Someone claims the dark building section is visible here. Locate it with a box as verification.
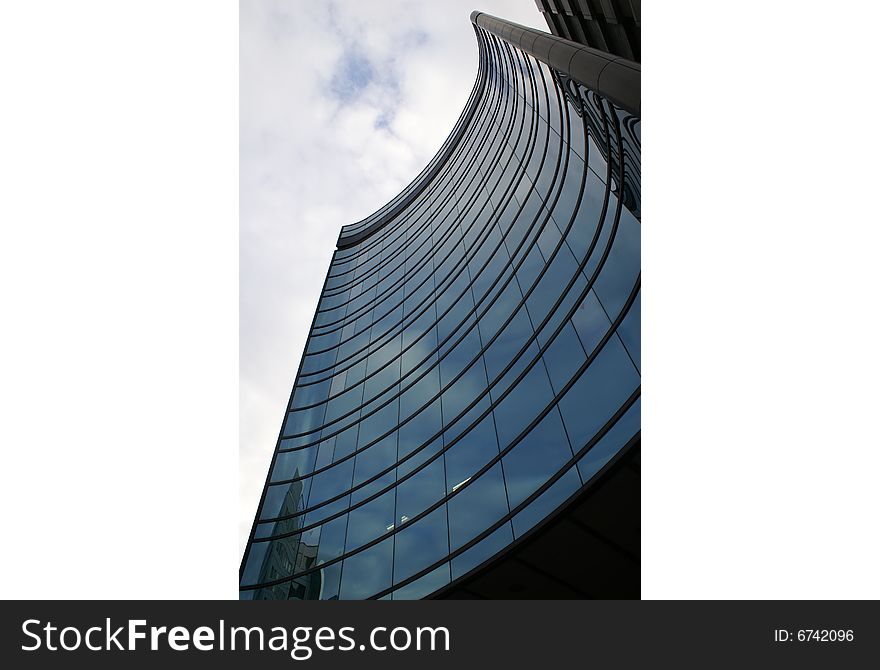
[432,441,639,599]
[240,12,640,600]
[534,0,640,61]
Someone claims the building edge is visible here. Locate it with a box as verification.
[336,11,640,251]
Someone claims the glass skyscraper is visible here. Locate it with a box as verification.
[240,11,640,600]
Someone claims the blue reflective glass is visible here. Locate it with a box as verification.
[482,296,532,381]
[616,292,640,372]
[350,470,394,506]
[291,381,330,407]
[492,357,554,449]
[313,438,335,470]
[515,243,546,293]
[447,463,509,552]
[395,456,445,519]
[440,358,488,422]
[283,403,326,438]
[536,217,563,261]
[253,513,304,539]
[451,522,513,580]
[344,489,395,551]
[399,364,440,420]
[502,406,573,510]
[511,467,580,538]
[525,241,578,327]
[315,514,348,565]
[396,435,443,479]
[306,457,354,508]
[393,506,450,584]
[331,425,358,460]
[491,339,540,400]
[325,383,363,424]
[541,321,587,394]
[444,411,500,489]
[438,327,482,385]
[578,398,640,483]
[356,399,397,447]
[558,336,639,451]
[392,564,451,600]
[593,208,640,319]
[243,535,303,592]
[317,561,343,600]
[571,289,612,356]
[565,169,606,260]
[352,434,396,486]
[338,537,393,600]
[260,480,309,521]
[241,542,270,586]
[397,398,442,461]
[552,153,586,228]
[271,447,318,482]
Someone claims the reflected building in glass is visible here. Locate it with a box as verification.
[241,10,640,600]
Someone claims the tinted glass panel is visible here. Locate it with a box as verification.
[447,463,509,552]
[338,537,393,600]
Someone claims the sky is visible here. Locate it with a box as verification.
[240,0,547,556]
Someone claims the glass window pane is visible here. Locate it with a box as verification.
[447,463,509,552]
[259,480,309,521]
[571,289,612,356]
[253,513,305,539]
[397,399,442,462]
[578,398,640,483]
[444,412,500,490]
[316,515,348,565]
[344,489,395,552]
[352,434,397,487]
[317,561,343,600]
[395,456,446,520]
[306,457,354,509]
[593,208,640,320]
[492,359,554,449]
[338,537,393,600]
[511,467,580,538]
[392,564,451,600]
[525,242,578,327]
[393,506,450,585]
[291,380,331,410]
[325,383,364,424]
[271,447,318,482]
[482,307,532,382]
[450,522,513,580]
[350,470,395,506]
[616,292,640,372]
[440,360,487,423]
[399,364,440,421]
[241,541,270,586]
[313,437,336,470]
[502,406,573,510]
[558,336,639,452]
[566,169,606,261]
[243,534,300,587]
[283,404,326,438]
[357,399,398,447]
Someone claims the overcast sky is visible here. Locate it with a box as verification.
[240,1,547,555]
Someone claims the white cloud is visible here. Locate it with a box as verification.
[240,0,548,558]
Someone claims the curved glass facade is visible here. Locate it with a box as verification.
[240,16,641,600]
